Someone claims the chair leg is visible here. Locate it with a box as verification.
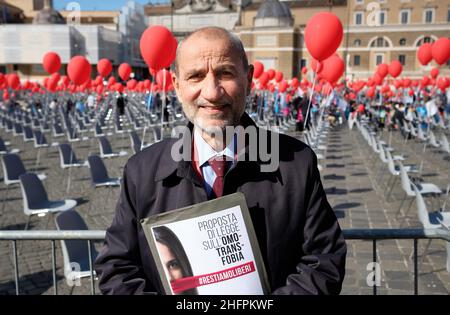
[384,175,393,193]
[404,197,415,218]
[24,215,32,230]
[396,194,407,218]
[421,239,433,263]
[102,186,111,213]
[2,184,10,212]
[386,177,398,201]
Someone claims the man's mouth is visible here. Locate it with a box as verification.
[199,104,230,112]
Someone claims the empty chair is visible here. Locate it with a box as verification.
[87,155,121,187]
[22,126,34,142]
[1,153,46,186]
[13,123,23,136]
[412,183,450,272]
[440,134,450,154]
[396,161,442,219]
[33,130,50,148]
[98,136,127,158]
[428,130,441,148]
[58,144,86,169]
[55,209,98,288]
[19,173,76,229]
[0,137,19,154]
[52,123,65,138]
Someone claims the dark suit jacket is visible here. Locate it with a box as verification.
[94,113,347,295]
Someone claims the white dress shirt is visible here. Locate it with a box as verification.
[194,127,236,197]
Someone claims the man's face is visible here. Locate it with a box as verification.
[173,35,253,134]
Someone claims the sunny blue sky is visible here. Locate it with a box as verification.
[54,0,169,11]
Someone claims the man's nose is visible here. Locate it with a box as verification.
[201,73,223,102]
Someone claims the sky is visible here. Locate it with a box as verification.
[54,0,168,11]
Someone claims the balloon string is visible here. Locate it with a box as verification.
[303,62,319,129]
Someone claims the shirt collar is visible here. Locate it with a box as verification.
[194,127,236,167]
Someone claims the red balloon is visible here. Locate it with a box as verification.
[366,87,375,98]
[118,63,132,81]
[430,67,439,79]
[156,69,173,91]
[114,83,124,93]
[7,73,20,90]
[310,59,323,73]
[417,43,433,66]
[126,79,138,90]
[275,71,283,83]
[388,60,402,78]
[107,76,116,85]
[291,78,299,89]
[421,75,430,86]
[42,52,61,74]
[320,54,344,84]
[304,12,343,61]
[301,66,307,75]
[373,73,383,86]
[140,25,177,70]
[408,89,414,96]
[267,69,276,80]
[259,72,269,86]
[431,37,450,65]
[278,80,288,93]
[0,73,4,85]
[253,61,264,79]
[97,59,112,77]
[67,56,91,85]
[376,63,388,78]
[437,77,449,91]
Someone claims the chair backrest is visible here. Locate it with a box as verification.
[98,136,113,155]
[59,144,78,167]
[55,209,98,279]
[53,123,64,136]
[429,130,438,146]
[34,130,48,146]
[379,145,388,163]
[94,123,103,136]
[399,161,414,196]
[67,126,78,140]
[412,182,432,229]
[19,173,49,214]
[129,131,141,154]
[2,153,26,184]
[0,137,7,153]
[153,127,162,142]
[87,155,109,184]
[441,134,450,153]
[13,123,23,135]
[385,150,397,175]
[23,126,33,140]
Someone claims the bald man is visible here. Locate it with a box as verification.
[95,27,346,295]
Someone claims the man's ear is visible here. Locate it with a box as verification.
[246,64,254,96]
[172,72,181,99]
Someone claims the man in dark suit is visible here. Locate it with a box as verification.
[95,27,346,295]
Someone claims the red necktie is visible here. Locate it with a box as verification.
[208,155,227,198]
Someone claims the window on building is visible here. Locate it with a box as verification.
[447,7,450,22]
[355,0,363,4]
[353,55,361,66]
[399,38,406,46]
[371,37,389,48]
[375,55,383,65]
[424,9,434,23]
[399,55,406,65]
[354,39,361,47]
[400,10,409,24]
[416,36,435,47]
[354,12,363,25]
[300,59,307,69]
[379,11,386,25]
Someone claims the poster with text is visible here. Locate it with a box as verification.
[141,193,270,295]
